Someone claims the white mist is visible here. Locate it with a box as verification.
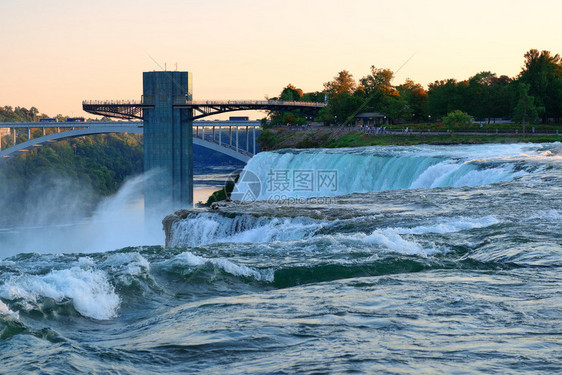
[0,173,179,258]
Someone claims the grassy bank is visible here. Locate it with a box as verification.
[258,127,562,150]
[326,132,562,147]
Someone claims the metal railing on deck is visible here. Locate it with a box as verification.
[176,99,326,107]
[82,100,144,105]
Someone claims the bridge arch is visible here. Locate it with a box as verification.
[0,125,252,164]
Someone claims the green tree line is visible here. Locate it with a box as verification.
[0,106,40,122]
[268,49,562,126]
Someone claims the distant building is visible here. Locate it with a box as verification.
[355,112,386,126]
[229,116,249,121]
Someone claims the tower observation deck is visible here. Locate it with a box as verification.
[83,71,326,213]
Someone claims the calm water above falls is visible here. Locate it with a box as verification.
[1,143,561,374]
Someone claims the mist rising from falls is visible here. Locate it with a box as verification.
[0,173,167,258]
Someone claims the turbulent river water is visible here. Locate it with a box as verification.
[1,143,561,374]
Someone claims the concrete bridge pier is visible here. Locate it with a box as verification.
[142,71,194,215]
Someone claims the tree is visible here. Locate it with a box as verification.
[324,70,357,97]
[257,129,277,150]
[428,79,465,119]
[465,71,496,121]
[380,94,408,121]
[359,66,394,95]
[321,70,360,124]
[268,84,306,125]
[519,49,562,123]
[442,110,471,128]
[350,66,406,123]
[513,83,541,131]
[280,84,303,101]
[29,107,39,121]
[397,79,428,122]
[488,75,516,122]
[301,91,325,103]
[317,92,364,124]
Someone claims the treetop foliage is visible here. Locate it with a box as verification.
[268,48,562,126]
[0,106,40,122]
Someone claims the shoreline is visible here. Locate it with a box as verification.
[259,127,562,150]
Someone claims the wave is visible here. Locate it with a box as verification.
[318,216,499,257]
[0,299,18,319]
[170,211,501,249]
[0,267,120,320]
[232,143,557,200]
[169,213,324,247]
[523,209,562,222]
[166,251,273,282]
[389,215,501,235]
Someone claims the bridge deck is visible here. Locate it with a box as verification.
[82,99,326,121]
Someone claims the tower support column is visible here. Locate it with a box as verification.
[142,71,193,214]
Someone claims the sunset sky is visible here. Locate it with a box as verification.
[1,0,560,119]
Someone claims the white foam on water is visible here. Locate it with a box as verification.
[523,209,562,222]
[0,299,19,319]
[392,216,501,235]
[362,230,429,255]
[172,251,273,282]
[320,216,501,257]
[78,257,96,268]
[320,230,438,257]
[102,252,151,276]
[170,213,323,247]
[170,212,503,256]
[0,267,120,320]
[410,161,466,188]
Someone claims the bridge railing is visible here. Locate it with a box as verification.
[177,99,326,107]
[83,99,326,107]
[82,100,144,106]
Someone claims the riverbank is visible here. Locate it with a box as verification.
[258,127,562,150]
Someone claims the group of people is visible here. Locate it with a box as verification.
[283,123,314,129]
[360,125,388,135]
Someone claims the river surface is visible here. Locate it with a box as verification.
[1,143,561,374]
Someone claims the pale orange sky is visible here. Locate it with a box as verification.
[0,0,560,119]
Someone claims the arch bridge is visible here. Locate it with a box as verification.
[0,120,261,164]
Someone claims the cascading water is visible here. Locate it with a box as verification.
[232,143,551,201]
